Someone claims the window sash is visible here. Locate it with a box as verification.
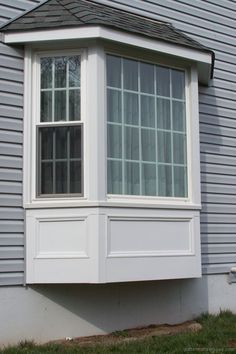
[37,123,83,197]
[37,53,83,197]
[106,55,188,198]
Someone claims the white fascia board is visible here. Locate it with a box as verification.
[3,26,100,43]
[4,25,212,83]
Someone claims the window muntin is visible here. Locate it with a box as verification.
[37,55,82,196]
[107,55,187,198]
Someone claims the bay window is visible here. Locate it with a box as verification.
[21,42,209,283]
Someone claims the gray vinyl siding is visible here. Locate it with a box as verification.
[0,0,40,286]
[95,0,236,275]
[0,0,235,282]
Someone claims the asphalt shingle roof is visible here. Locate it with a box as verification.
[1,0,212,56]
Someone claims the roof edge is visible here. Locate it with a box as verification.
[3,24,213,83]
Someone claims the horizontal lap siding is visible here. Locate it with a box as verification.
[1,0,234,280]
[97,0,236,275]
[0,0,40,286]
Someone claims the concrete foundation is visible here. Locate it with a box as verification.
[0,274,235,346]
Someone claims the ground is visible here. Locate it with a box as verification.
[52,320,202,347]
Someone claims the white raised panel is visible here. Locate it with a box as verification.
[26,207,201,283]
[36,217,88,259]
[107,217,194,258]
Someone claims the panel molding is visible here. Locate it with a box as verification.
[106,215,195,258]
[35,216,89,259]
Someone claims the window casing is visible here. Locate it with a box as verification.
[25,45,200,207]
[107,54,188,199]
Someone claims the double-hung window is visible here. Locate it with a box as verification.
[107,54,188,199]
[37,53,83,197]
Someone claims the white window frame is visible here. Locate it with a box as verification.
[23,42,201,210]
[37,53,83,197]
[23,48,88,206]
[103,48,200,208]
[105,52,191,202]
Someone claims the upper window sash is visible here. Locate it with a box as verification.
[34,49,86,126]
[40,55,81,123]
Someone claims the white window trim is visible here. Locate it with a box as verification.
[104,55,200,207]
[23,41,201,210]
[23,48,88,205]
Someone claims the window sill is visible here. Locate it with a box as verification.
[24,199,201,210]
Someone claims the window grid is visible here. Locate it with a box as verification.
[38,55,82,197]
[121,59,125,195]
[107,55,188,197]
[170,69,174,197]
[38,125,82,195]
[40,58,81,122]
[154,64,158,196]
[138,61,142,196]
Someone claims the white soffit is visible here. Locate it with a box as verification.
[3,26,212,84]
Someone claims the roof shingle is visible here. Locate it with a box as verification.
[1,0,212,55]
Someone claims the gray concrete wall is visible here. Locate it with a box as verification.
[0,274,236,346]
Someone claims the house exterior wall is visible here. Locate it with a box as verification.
[0,0,40,286]
[1,0,236,285]
[0,0,236,345]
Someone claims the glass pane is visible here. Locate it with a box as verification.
[70,126,81,159]
[142,164,156,196]
[107,160,122,194]
[41,128,53,160]
[125,162,140,195]
[156,98,171,130]
[41,162,53,194]
[69,56,80,87]
[124,92,139,126]
[125,127,139,160]
[173,101,186,132]
[41,57,52,89]
[158,131,172,163]
[54,91,66,121]
[174,166,187,197]
[70,160,81,193]
[156,66,170,97]
[140,62,154,94]
[107,55,121,88]
[173,133,186,164]
[141,129,156,162]
[123,58,138,91]
[69,89,80,121]
[55,57,67,88]
[41,91,52,122]
[141,95,155,128]
[56,127,67,159]
[158,164,172,197]
[107,89,121,123]
[56,161,67,193]
[172,69,185,99]
[107,124,122,159]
